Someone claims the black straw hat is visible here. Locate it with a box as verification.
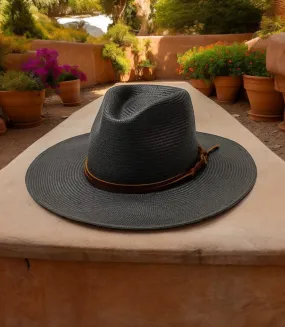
[26,85,257,230]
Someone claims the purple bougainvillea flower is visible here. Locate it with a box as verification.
[79,71,87,82]
[23,48,87,87]
[58,64,87,82]
[34,68,48,78]
[36,48,59,61]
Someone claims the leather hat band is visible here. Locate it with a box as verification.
[84,145,220,194]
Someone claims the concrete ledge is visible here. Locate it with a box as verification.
[1,257,285,326]
[1,82,285,265]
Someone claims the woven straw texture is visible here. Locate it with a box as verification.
[26,85,257,230]
[88,85,199,184]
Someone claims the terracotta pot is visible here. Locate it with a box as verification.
[0,90,45,128]
[0,117,7,134]
[275,75,285,131]
[190,79,214,97]
[244,75,284,122]
[214,76,242,103]
[59,80,81,107]
[119,74,130,82]
[3,51,36,71]
[142,67,156,81]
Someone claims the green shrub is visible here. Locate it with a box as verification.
[106,23,137,48]
[207,43,248,78]
[179,42,248,79]
[68,0,101,15]
[177,45,215,80]
[154,0,262,34]
[51,28,88,43]
[31,0,100,17]
[124,0,141,33]
[102,42,131,74]
[138,59,156,68]
[103,23,137,76]
[0,71,44,91]
[250,0,272,11]
[2,35,31,53]
[102,42,125,60]
[256,15,285,38]
[32,10,90,43]
[30,0,69,16]
[198,0,262,34]
[113,55,131,74]
[1,0,44,39]
[243,48,269,77]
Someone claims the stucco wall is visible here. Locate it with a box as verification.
[1,257,285,326]
[31,40,115,88]
[32,34,252,87]
[137,34,253,80]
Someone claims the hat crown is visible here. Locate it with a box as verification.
[87,85,199,185]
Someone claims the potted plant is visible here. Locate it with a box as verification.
[208,43,247,102]
[23,48,62,89]
[57,65,87,106]
[177,45,214,96]
[136,39,156,81]
[102,24,138,82]
[2,36,35,71]
[23,48,87,106]
[243,49,284,121]
[138,59,156,81]
[0,71,45,128]
[102,42,131,82]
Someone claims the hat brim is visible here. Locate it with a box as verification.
[26,132,257,230]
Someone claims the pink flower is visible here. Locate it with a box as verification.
[23,48,61,88]
[58,65,87,82]
[23,48,87,87]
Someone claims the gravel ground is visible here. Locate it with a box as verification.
[0,84,285,170]
[0,84,112,170]
[214,98,285,160]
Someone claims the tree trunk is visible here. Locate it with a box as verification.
[274,0,285,17]
[113,0,127,23]
[134,0,151,35]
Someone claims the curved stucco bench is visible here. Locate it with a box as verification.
[1,82,285,326]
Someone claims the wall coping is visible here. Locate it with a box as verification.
[1,82,285,266]
[136,33,253,39]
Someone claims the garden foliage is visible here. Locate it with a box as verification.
[256,15,285,38]
[155,0,263,34]
[102,42,130,74]
[23,48,87,88]
[1,0,43,38]
[30,0,100,17]
[102,22,139,75]
[0,70,44,91]
[177,42,269,80]
[243,48,269,77]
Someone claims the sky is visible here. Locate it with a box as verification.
[57,15,113,36]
